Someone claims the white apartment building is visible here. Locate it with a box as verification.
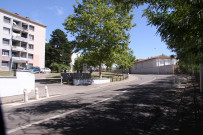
[130,55,177,74]
[0,8,46,71]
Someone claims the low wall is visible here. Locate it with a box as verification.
[0,71,35,97]
[73,78,110,85]
[61,73,91,83]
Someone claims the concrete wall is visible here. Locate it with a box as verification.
[0,71,35,97]
[130,58,176,74]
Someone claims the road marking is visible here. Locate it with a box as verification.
[7,97,112,134]
[139,77,156,85]
[7,76,156,134]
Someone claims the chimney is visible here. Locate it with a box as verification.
[26,17,30,20]
[14,13,19,15]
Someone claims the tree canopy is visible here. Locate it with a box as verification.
[45,29,73,72]
[114,0,203,65]
[64,0,136,78]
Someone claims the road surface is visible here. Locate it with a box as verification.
[2,74,181,135]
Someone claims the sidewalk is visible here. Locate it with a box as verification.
[0,74,137,105]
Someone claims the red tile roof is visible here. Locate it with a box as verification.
[135,55,175,63]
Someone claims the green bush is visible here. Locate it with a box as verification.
[50,63,70,73]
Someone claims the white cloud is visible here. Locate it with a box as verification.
[47,6,64,16]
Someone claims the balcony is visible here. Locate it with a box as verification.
[12,46,27,51]
[21,37,28,42]
[12,33,21,41]
[12,56,28,63]
[12,33,28,42]
[13,25,22,31]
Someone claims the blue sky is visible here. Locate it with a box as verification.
[1,0,175,59]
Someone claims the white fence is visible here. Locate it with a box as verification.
[0,71,35,97]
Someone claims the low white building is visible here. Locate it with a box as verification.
[130,55,177,74]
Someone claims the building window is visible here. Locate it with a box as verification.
[28,44,34,50]
[2,50,9,56]
[3,16,11,23]
[2,61,9,67]
[3,27,10,35]
[2,38,9,45]
[29,25,34,31]
[29,34,34,40]
[28,54,33,59]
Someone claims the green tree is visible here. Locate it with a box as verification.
[64,0,135,78]
[115,0,203,92]
[116,49,136,72]
[45,29,73,72]
[73,53,99,71]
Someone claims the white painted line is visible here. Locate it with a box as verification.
[139,77,156,85]
[7,97,113,134]
[7,76,157,134]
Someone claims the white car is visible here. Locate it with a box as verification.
[41,67,51,73]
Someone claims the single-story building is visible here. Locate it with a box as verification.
[130,55,177,74]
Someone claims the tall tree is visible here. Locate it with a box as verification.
[45,29,73,71]
[116,49,136,72]
[114,0,203,92]
[64,0,135,78]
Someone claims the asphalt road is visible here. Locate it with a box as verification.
[2,74,180,135]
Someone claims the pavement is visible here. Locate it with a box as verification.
[1,74,203,135]
[0,73,137,105]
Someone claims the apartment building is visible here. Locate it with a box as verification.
[0,8,46,71]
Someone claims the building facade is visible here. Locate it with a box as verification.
[0,8,46,71]
[130,55,177,74]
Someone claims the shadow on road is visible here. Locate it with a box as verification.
[7,76,203,135]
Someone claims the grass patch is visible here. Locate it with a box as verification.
[46,72,128,82]
[91,72,121,78]
[0,71,13,76]
[46,73,61,78]
[91,72,128,82]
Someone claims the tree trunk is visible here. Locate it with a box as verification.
[200,56,203,93]
[198,38,202,93]
[99,64,102,79]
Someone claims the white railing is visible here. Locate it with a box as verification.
[12,46,27,51]
[13,25,22,30]
[12,57,28,62]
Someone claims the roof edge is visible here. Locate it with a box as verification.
[0,8,47,27]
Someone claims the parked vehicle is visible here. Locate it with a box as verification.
[41,67,51,73]
[29,66,41,73]
[97,69,106,72]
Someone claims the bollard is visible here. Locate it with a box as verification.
[45,85,49,98]
[35,87,39,100]
[61,76,63,86]
[24,89,28,103]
